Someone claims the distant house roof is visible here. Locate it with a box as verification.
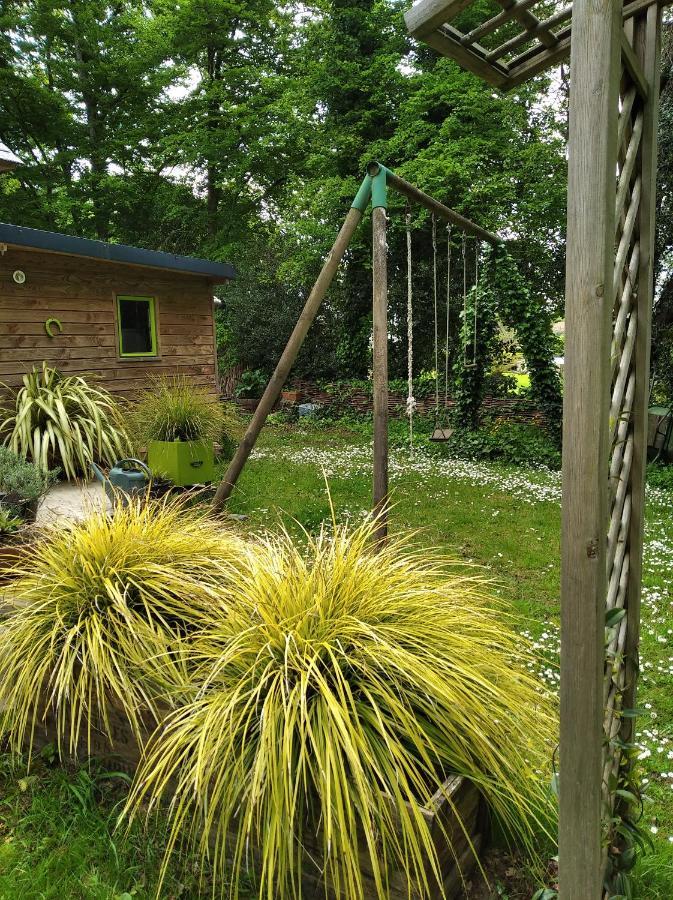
[0,143,22,172]
[0,222,235,282]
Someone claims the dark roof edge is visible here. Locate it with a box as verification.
[0,223,235,282]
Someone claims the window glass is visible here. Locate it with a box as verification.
[117,296,157,357]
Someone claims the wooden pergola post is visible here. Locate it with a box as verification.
[561,2,662,897]
[560,5,623,892]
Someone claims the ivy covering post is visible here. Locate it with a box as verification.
[452,246,562,441]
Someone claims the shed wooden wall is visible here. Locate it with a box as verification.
[0,246,220,397]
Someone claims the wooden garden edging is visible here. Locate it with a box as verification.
[30,701,488,899]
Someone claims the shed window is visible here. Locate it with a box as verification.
[116,296,157,357]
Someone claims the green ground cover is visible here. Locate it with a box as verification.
[1,419,672,897]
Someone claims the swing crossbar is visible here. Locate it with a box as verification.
[366,162,502,246]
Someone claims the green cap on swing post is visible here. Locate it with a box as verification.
[351,174,373,212]
[366,161,388,210]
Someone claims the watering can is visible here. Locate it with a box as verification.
[91,458,152,505]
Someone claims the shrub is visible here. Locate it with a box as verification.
[0,446,57,515]
[129,376,237,447]
[432,422,561,470]
[0,496,250,756]
[234,369,268,399]
[126,516,557,899]
[0,364,131,480]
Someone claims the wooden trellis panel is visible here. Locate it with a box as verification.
[404,0,662,90]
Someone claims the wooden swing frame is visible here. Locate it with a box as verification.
[212,162,501,544]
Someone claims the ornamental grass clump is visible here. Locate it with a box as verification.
[129,375,238,446]
[126,516,557,900]
[0,495,250,757]
[0,363,131,479]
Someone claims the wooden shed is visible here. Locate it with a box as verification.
[0,223,234,398]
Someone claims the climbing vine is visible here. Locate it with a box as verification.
[452,249,500,430]
[453,244,563,444]
[494,245,563,443]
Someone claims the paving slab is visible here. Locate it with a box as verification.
[36,480,111,527]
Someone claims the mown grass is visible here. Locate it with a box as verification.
[1,418,672,897]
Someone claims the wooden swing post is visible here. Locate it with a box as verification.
[371,168,389,541]
[212,178,372,510]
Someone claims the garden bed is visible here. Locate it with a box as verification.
[30,702,488,899]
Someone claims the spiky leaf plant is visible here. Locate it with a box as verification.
[0,495,250,757]
[126,516,557,900]
[0,364,131,480]
[128,375,238,447]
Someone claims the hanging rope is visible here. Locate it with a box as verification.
[473,239,480,366]
[432,214,439,418]
[406,207,416,451]
[444,224,452,413]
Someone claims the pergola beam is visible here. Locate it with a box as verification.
[405,0,668,91]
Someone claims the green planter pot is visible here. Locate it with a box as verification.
[147,440,215,487]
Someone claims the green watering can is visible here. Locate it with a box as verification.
[91,458,152,505]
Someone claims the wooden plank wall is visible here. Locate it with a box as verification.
[0,246,219,397]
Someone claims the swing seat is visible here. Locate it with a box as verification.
[430,426,454,442]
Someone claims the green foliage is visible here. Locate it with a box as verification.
[0,496,248,755]
[129,375,237,446]
[492,247,562,442]
[452,246,562,442]
[647,462,673,490]
[431,422,561,470]
[0,0,566,386]
[0,752,246,899]
[0,365,131,480]
[452,247,501,429]
[0,506,23,538]
[233,369,269,399]
[0,445,56,507]
[126,515,557,899]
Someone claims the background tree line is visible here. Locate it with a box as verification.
[1,0,670,400]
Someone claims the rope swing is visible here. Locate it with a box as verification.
[406,207,416,451]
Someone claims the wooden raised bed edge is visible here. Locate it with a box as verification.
[30,701,488,899]
[0,533,35,582]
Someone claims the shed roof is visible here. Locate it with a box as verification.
[0,142,22,172]
[0,222,235,282]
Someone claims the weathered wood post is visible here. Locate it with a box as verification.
[212,178,372,510]
[560,1,623,896]
[561,2,663,896]
[371,166,389,542]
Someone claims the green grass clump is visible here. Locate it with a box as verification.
[126,514,557,900]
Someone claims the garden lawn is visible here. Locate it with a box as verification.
[224,419,673,898]
[1,420,671,898]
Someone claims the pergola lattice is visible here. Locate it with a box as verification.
[405,1,668,897]
[405,0,657,89]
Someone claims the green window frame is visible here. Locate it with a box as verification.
[116,295,158,358]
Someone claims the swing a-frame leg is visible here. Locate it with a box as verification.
[212,177,372,511]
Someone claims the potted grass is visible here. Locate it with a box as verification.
[130,376,238,488]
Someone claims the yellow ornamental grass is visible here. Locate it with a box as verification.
[126,516,558,900]
[0,495,250,757]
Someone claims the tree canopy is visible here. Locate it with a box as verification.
[1,0,576,388]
